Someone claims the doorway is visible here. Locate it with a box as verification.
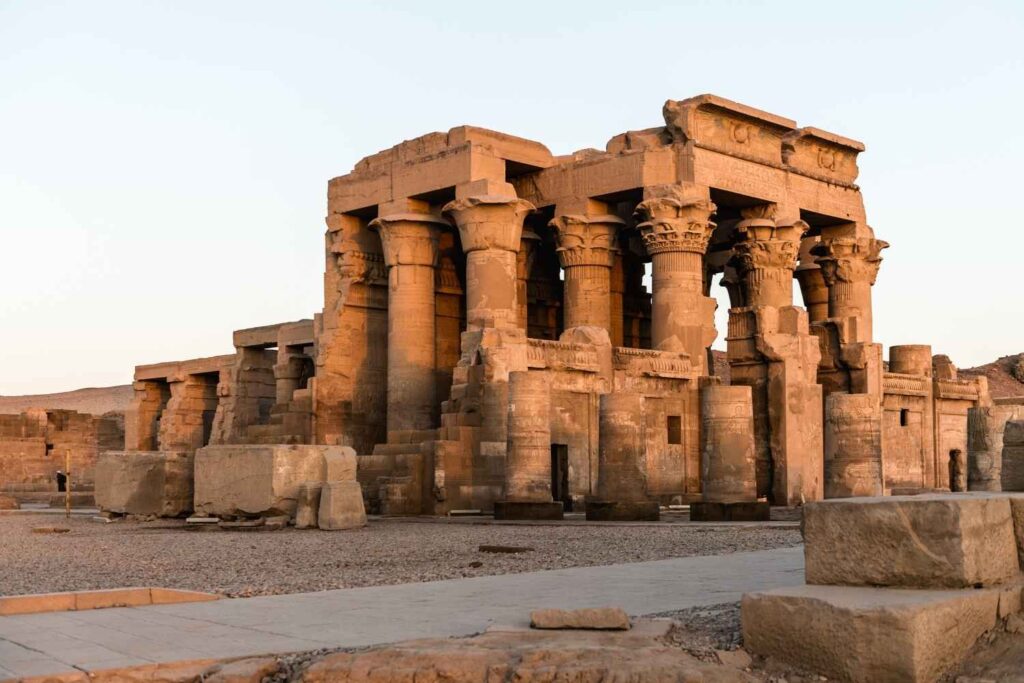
[550,444,571,511]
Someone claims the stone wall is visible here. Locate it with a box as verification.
[0,409,124,492]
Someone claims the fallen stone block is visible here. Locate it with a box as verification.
[323,447,358,481]
[803,493,1020,588]
[530,607,631,630]
[0,494,18,510]
[742,583,1007,683]
[94,451,194,517]
[294,481,323,529]
[318,480,366,530]
[194,445,351,518]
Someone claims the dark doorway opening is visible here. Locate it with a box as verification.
[550,444,571,511]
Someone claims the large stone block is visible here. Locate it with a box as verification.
[742,583,1005,683]
[319,480,367,530]
[94,451,193,517]
[804,493,1020,588]
[194,445,352,517]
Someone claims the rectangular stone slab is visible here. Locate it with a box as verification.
[194,445,351,517]
[803,493,1020,588]
[742,583,1006,683]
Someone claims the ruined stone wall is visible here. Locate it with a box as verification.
[315,214,388,452]
[881,373,932,491]
[0,409,124,492]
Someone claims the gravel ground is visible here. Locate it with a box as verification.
[0,515,800,597]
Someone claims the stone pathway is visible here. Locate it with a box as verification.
[0,546,804,678]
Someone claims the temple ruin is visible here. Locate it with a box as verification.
[104,94,1008,520]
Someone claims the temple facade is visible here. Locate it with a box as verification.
[118,94,996,518]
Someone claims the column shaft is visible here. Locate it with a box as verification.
[369,214,442,433]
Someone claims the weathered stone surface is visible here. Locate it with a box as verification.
[194,445,349,517]
[323,446,357,481]
[303,622,753,683]
[530,607,630,630]
[94,451,193,517]
[804,494,1020,588]
[1002,420,1024,491]
[742,583,1005,683]
[0,493,18,509]
[294,481,322,529]
[318,480,366,530]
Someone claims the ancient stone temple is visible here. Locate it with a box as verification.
[111,94,997,519]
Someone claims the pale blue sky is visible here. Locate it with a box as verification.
[1,1,1021,395]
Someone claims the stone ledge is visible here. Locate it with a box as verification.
[742,582,1019,683]
[0,587,219,616]
[804,493,1021,588]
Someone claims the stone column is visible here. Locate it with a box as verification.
[516,229,541,331]
[550,214,623,333]
[968,404,1024,491]
[586,392,660,521]
[812,234,888,343]
[494,371,562,520]
[796,236,828,324]
[692,384,768,521]
[635,185,717,375]
[442,195,535,330]
[730,211,804,309]
[824,392,883,498]
[369,213,443,432]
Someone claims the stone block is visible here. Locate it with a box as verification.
[742,583,1004,683]
[323,447,358,481]
[194,445,349,517]
[584,500,660,521]
[493,500,564,520]
[803,493,1020,588]
[318,480,367,530]
[294,482,323,529]
[530,607,631,630]
[94,451,194,517]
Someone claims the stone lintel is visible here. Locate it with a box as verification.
[232,319,314,350]
[134,355,235,382]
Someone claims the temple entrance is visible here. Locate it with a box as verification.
[550,444,571,511]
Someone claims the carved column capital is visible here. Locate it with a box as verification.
[729,217,806,274]
[549,214,624,268]
[368,213,445,268]
[327,225,386,285]
[442,195,535,252]
[634,186,716,256]
[812,236,889,286]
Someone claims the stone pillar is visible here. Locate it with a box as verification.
[494,371,562,520]
[550,214,623,333]
[730,210,803,309]
[609,252,625,346]
[824,393,883,498]
[813,234,888,344]
[692,384,768,521]
[516,229,541,331]
[635,185,717,375]
[1002,421,1024,492]
[369,213,443,432]
[442,195,535,330]
[796,236,829,324]
[586,392,660,521]
[968,403,1024,491]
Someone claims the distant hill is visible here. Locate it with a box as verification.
[0,385,133,416]
[961,354,1024,399]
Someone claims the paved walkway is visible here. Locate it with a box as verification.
[0,546,804,678]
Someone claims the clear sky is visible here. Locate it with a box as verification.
[1,0,1021,395]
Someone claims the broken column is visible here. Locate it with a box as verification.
[370,213,444,432]
[634,185,717,375]
[969,401,1024,491]
[586,392,660,521]
[494,370,562,520]
[691,384,767,521]
[550,212,623,333]
[824,393,883,498]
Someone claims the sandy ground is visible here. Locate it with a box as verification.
[0,514,800,598]
[0,384,132,415]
